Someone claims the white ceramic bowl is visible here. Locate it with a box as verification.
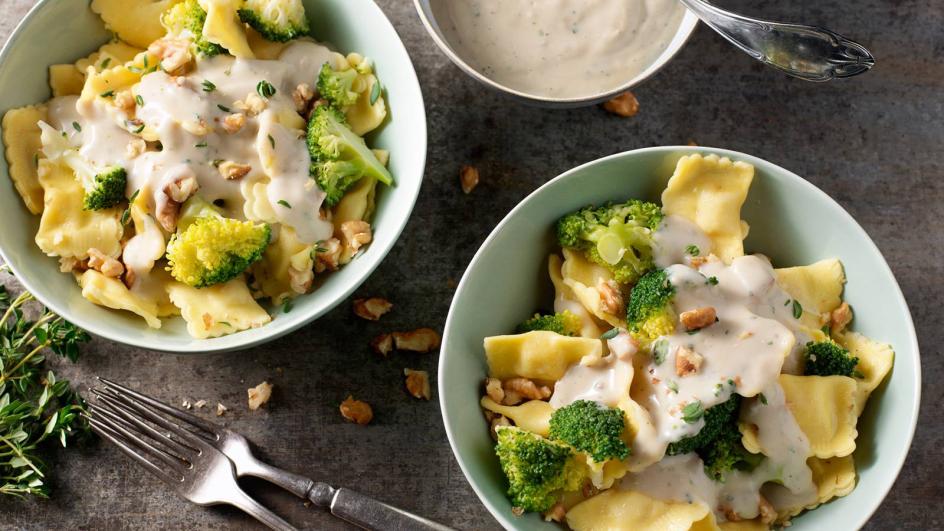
[0,0,427,353]
[414,0,699,108]
[439,146,920,530]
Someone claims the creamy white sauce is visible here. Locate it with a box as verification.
[653,215,713,268]
[435,0,686,98]
[551,355,633,408]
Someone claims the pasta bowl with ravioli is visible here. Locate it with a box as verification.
[440,147,919,530]
[0,0,426,351]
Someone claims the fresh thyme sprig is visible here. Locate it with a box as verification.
[0,268,90,498]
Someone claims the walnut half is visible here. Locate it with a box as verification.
[353,297,393,321]
[247,381,273,411]
[404,369,431,400]
[392,328,441,353]
[340,396,373,425]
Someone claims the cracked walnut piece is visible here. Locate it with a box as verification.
[370,333,394,356]
[87,248,124,278]
[675,346,704,377]
[313,238,342,273]
[340,396,373,425]
[292,83,315,113]
[597,279,624,315]
[830,302,853,333]
[247,381,273,411]
[503,377,552,400]
[602,91,639,117]
[218,161,252,180]
[459,165,479,194]
[340,221,372,253]
[485,377,505,403]
[680,306,717,330]
[147,38,192,76]
[392,328,441,353]
[221,112,246,134]
[353,297,393,321]
[404,369,431,400]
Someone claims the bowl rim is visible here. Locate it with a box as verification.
[438,145,921,529]
[0,0,428,354]
[412,0,699,108]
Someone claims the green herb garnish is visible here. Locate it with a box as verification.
[256,80,276,98]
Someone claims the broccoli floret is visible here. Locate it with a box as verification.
[556,200,663,285]
[317,63,360,108]
[307,106,393,206]
[625,269,677,345]
[161,0,225,56]
[665,395,760,481]
[495,426,586,513]
[165,198,271,288]
[804,340,860,377]
[516,311,581,336]
[238,0,309,42]
[548,400,630,463]
[38,121,127,210]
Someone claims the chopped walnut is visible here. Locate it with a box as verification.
[114,90,135,113]
[392,328,441,352]
[126,138,147,159]
[353,297,393,321]
[404,369,431,400]
[218,161,252,180]
[165,173,199,203]
[247,381,273,411]
[292,83,315,113]
[544,503,566,523]
[597,279,624,315]
[235,92,267,116]
[340,220,372,254]
[830,302,853,334]
[313,238,342,273]
[485,377,505,403]
[87,248,124,278]
[675,346,704,377]
[148,38,192,75]
[502,390,524,406]
[339,396,373,425]
[182,399,192,410]
[370,333,394,357]
[759,495,776,524]
[221,112,246,134]
[194,399,206,409]
[182,118,210,136]
[216,402,227,416]
[58,256,87,273]
[156,171,199,232]
[603,91,639,117]
[459,165,479,194]
[689,256,709,268]
[503,377,552,401]
[511,507,525,517]
[489,415,511,441]
[721,506,742,522]
[582,480,599,498]
[680,306,717,330]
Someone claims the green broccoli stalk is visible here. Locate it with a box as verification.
[307,106,393,206]
[556,200,663,285]
[38,122,127,211]
[625,269,676,345]
[516,311,581,336]
[238,0,309,42]
[165,197,271,288]
[495,426,586,513]
[161,0,225,57]
[804,340,861,377]
[317,63,360,109]
[665,395,761,481]
[548,400,630,463]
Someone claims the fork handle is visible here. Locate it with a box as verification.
[228,487,299,531]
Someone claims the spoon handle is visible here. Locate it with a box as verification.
[678,0,875,81]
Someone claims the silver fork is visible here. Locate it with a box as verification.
[87,393,297,530]
[93,378,453,531]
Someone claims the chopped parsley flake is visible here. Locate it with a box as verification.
[681,401,704,423]
[685,244,700,256]
[652,339,669,365]
[256,80,276,98]
[202,79,216,92]
[277,200,291,208]
[792,299,803,319]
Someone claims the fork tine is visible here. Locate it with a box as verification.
[92,389,201,457]
[88,415,184,485]
[98,377,220,435]
[92,400,197,462]
[90,406,193,477]
[91,387,211,450]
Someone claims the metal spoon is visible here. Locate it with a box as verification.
[678,0,875,81]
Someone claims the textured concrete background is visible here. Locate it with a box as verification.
[0,0,941,529]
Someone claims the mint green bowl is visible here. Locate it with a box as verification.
[440,147,920,530]
[0,0,426,353]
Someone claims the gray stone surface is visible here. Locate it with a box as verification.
[0,0,941,529]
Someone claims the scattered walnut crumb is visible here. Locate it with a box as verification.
[148,38,192,75]
[680,306,717,330]
[58,256,87,273]
[830,302,853,334]
[313,238,342,273]
[459,165,479,194]
[247,381,273,411]
[235,92,267,116]
[156,171,199,231]
[503,377,551,401]
[721,506,742,522]
[602,91,639,117]
[403,369,431,400]
[689,256,709,268]
[489,415,510,440]
[181,399,192,409]
[194,399,206,409]
[544,503,566,523]
[485,377,505,403]
[216,402,227,416]
[502,390,524,406]
[675,346,704,377]
[370,333,394,356]
[221,112,246,134]
[126,138,147,159]
[340,220,372,254]
[182,118,210,136]
[392,328,441,353]
[114,90,135,113]
[87,248,124,278]
[759,495,776,524]
[288,266,313,295]
[292,83,315,113]
[353,297,393,321]
[218,161,252,180]
[339,396,373,425]
[511,507,525,517]
[597,279,624,315]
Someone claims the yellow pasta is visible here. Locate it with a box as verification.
[835,331,894,415]
[75,41,144,73]
[548,254,607,338]
[200,0,254,58]
[253,227,313,304]
[333,177,378,264]
[809,455,857,504]
[79,270,162,328]
[718,520,768,531]
[346,74,387,136]
[779,374,858,458]
[90,0,182,49]
[1,105,47,214]
[566,489,713,531]
[49,65,85,97]
[484,331,602,381]
[167,278,271,339]
[480,397,553,436]
[247,27,289,59]
[561,248,626,329]
[661,154,754,263]
[775,259,845,317]
[34,160,122,259]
